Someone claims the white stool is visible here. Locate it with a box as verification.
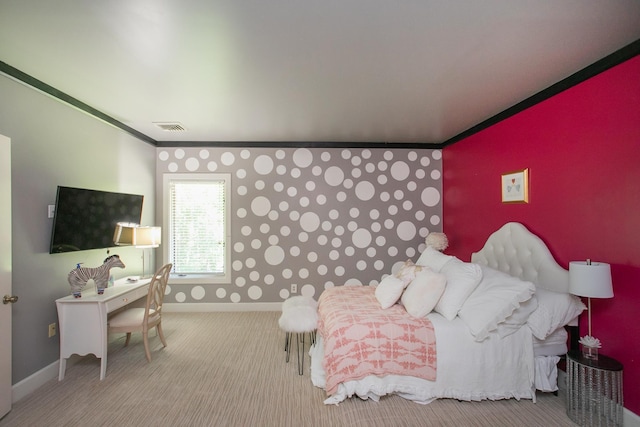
[279,296,318,375]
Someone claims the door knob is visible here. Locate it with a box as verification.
[2,295,18,304]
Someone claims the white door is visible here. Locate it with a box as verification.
[0,134,13,418]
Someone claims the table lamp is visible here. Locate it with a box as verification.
[114,223,162,278]
[569,259,613,359]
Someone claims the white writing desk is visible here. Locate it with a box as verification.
[56,277,151,380]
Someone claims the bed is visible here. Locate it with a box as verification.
[310,222,586,405]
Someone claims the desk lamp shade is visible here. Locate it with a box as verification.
[113,223,162,277]
[569,260,613,356]
[113,223,161,248]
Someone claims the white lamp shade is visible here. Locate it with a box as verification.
[113,223,161,248]
[569,261,613,298]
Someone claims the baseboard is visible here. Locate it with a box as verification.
[163,302,281,312]
[558,370,639,427]
[12,360,59,403]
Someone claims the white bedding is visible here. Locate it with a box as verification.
[311,312,536,405]
[310,223,577,405]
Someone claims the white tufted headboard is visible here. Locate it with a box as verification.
[471,222,569,293]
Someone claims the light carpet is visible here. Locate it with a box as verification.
[0,312,576,426]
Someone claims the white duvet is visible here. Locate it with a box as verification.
[311,312,536,405]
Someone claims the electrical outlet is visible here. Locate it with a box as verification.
[47,205,55,219]
[291,284,297,293]
[48,323,56,338]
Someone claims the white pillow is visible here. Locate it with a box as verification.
[401,269,447,318]
[457,265,536,341]
[433,258,483,320]
[495,294,538,338]
[415,246,453,272]
[375,275,406,309]
[527,288,586,340]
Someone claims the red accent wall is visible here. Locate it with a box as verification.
[443,55,640,414]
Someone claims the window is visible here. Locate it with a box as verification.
[163,173,231,284]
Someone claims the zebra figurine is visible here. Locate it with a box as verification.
[67,254,126,298]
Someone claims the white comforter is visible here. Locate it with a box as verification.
[311,311,536,405]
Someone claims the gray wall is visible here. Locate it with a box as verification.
[0,75,156,383]
[156,147,443,304]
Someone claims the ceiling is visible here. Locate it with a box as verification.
[1,1,639,146]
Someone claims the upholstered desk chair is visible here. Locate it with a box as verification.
[109,263,172,361]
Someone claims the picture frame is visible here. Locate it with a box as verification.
[501,169,529,203]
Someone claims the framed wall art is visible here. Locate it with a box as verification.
[501,168,529,203]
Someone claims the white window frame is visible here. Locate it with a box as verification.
[162,173,231,285]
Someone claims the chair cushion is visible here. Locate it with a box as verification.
[109,308,146,328]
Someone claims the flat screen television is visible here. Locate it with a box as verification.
[49,186,144,254]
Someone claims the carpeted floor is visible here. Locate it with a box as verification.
[0,312,577,426]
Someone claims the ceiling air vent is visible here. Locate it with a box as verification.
[154,122,187,132]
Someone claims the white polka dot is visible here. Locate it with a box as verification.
[316,194,327,205]
[168,163,179,172]
[289,211,300,221]
[378,161,388,171]
[253,154,273,175]
[240,149,251,159]
[299,197,310,207]
[236,277,246,287]
[390,161,410,181]
[207,161,218,171]
[376,236,386,246]
[341,150,351,160]
[300,212,321,232]
[276,165,287,175]
[371,222,381,232]
[343,179,354,189]
[394,190,404,200]
[234,242,244,253]
[347,221,358,232]
[329,250,340,260]
[430,215,441,225]
[307,252,318,262]
[317,235,328,245]
[276,150,286,160]
[287,187,297,197]
[221,152,235,166]
[216,288,227,298]
[421,187,441,207]
[293,148,313,168]
[321,152,331,161]
[249,271,259,281]
[232,260,243,271]
[260,223,270,233]
[397,221,417,241]
[329,210,339,220]
[251,239,261,250]
[237,208,247,218]
[336,191,347,202]
[432,150,442,160]
[265,246,285,265]
[317,265,328,275]
[280,226,291,236]
[407,181,417,191]
[301,284,316,298]
[255,180,265,190]
[324,166,344,186]
[352,168,362,178]
[354,181,374,201]
[191,286,206,300]
[306,181,316,191]
[251,196,272,216]
[158,151,169,161]
[282,269,293,279]
[241,226,252,236]
[366,247,377,257]
[352,228,372,248]
[408,151,418,161]
[357,260,367,271]
[291,168,301,179]
[265,274,275,285]
[403,200,413,211]
[344,246,355,256]
[175,149,185,159]
[431,170,441,180]
[274,182,284,192]
[298,232,309,243]
[335,266,345,276]
[185,157,200,171]
[378,175,388,185]
[247,286,262,301]
[279,289,290,299]
[374,260,385,270]
[268,235,279,245]
[175,292,186,302]
[290,246,301,256]
[237,185,247,196]
[299,268,309,279]
[268,211,279,221]
[236,169,247,179]
[230,293,241,303]
[383,151,393,161]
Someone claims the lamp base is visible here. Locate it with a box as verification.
[581,345,599,360]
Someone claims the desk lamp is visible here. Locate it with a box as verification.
[114,223,162,278]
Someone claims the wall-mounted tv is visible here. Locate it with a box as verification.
[49,186,144,254]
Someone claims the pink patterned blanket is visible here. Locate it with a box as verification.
[318,286,437,396]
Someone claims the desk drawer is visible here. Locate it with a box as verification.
[105,285,149,312]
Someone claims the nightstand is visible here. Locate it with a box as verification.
[566,350,623,426]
